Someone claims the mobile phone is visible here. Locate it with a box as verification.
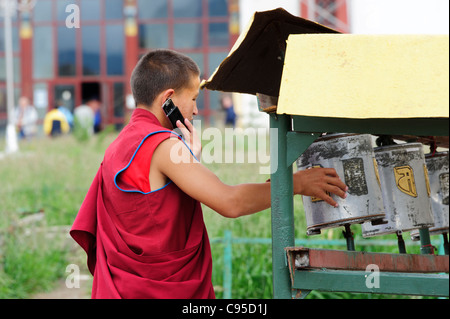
[162,98,187,135]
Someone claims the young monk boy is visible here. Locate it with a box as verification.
[70,49,348,299]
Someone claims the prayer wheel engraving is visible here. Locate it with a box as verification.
[362,143,435,238]
[424,152,448,235]
[297,134,385,235]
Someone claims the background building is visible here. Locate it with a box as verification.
[1,0,448,133]
[0,0,237,131]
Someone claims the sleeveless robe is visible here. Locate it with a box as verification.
[70,108,214,299]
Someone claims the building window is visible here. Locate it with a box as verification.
[209,0,228,17]
[106,24,124,75]
[209,22,229,47]
[58,26,76,76]
[139,24,169,49]
[57,0,74,22]
[113,82,125,118]
[0,25,20,53]
[173,0,202,18]
[81,0,101,21]
[33,0,53,22]
[106,0,124,20]
[33,83,49,119]
[82,25,101,76]
[185,53,205,110]
[137,0,168,19]
[33,26,54,79]
[0,57,20,82]
[208,52,228,110]
[174,23,203,49]
[54,84,75,112]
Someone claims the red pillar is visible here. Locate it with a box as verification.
[300,0,310,19]
[228,0,240,47]
[20,11,33,101]
[335,0,350,33]
[124,0,139,103]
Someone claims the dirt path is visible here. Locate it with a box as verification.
[32,277,92,299]
[32,236,92,299]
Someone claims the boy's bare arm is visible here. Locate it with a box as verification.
[152,138,347,219]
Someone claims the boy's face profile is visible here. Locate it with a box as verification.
[171,75,201,122]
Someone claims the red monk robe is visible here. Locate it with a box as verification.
[70,108,215,299]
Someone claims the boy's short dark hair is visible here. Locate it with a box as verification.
[130,49,200,107]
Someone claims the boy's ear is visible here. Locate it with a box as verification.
[162,89,175,103]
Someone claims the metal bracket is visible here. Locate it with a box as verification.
[286,131,320,167]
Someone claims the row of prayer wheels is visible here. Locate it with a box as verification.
[297,133,449,253]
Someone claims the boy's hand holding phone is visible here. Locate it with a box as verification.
[163,98,201,161]
[176,118,202,161]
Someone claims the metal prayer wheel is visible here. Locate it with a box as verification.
[426,151,449,234]
[362,143,435,238]
[410,151,449,240]
[297,133,386,236]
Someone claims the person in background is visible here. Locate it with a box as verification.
[221,93,236,128]
[86,97,103,133]
[56,99,74,131]
[14,96,38,140]
[74,100,95,136]
[43,104,70,137]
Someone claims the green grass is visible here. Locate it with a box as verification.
[0,132,112,298]
[0,129,441,299]
[1,230,69,298]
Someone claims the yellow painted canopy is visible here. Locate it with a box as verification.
[277,34,449,119]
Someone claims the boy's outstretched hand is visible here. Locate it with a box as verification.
[293,167,348,208]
